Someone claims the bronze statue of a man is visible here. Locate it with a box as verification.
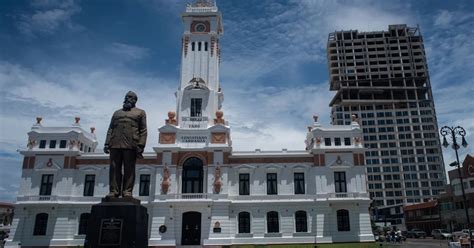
[104,91,147,197]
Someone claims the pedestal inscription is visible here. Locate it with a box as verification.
[99,218,123,245]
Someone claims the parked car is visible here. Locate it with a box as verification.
[452,229,474,241]
[407,228,426,238]
[431,229,452,239]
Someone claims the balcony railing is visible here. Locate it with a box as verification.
[156,193,226,201]
[181,116,208,122]
[173,193,208,199]
[16,195,58,202]
[230,195,313,201]
[17,195,100,203]
[186,6,218,13]
[324,192,370,199]
[17,192,370,203]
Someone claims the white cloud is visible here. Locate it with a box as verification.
[0,61,177,153]
[220,0,415,84]
[106,42,150,61]
[16,0,82,37]
[434,10,454,27]
[224,84,334,151]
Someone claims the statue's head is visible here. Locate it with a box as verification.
[123,91,138,110]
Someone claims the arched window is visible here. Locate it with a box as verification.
[266,211,279,233]
[337,209,350,231]
[191,42,195,51]
[78,213,90,235]
[33,213,48,236]
[238,212,250,233]
[295,210,307,232]
[182,157,204,193]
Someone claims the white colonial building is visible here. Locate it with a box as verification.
[6,1,374,247]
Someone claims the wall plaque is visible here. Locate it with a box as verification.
[99,218,123,246]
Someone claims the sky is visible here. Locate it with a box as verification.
[0,0,473,202]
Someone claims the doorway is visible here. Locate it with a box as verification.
[181,211,201,245]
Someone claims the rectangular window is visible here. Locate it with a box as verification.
[267,173,277,195]
[334,172,347,193]
[198,42,201,51]
[139,174,151,196]
[83,175,95,196]
[239,173,250,195]
[40,174,54,196]
[334,138,341,146]
[204,42,208,51]
[294,173,305,194]
[190,98,202,117]
[49,140,56,148]
[191,42,195,51]
[59,140,67,148]
[39,140,46,148]
[324,138,331,146]
[344,137,351,146]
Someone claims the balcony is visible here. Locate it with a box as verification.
[17,195,100,203]
[230,194,314,202]
[323,192,370,200]
[17,192,370,204]
[156,193,227,201]
[27,195,57,201]
[181,116,209,122]
[185,6,218,13]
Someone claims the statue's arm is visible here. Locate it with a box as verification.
[104,114,115,148]
[138,110,147,148]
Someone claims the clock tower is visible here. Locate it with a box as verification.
[157,0,231,152]
[177,0,224,125]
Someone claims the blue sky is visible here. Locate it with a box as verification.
[0,0,473,202]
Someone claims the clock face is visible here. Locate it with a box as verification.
[191,21,209,33]
[195,23,206,32]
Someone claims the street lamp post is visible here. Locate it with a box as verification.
[440,126,470,245]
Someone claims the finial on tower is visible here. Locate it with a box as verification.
[166,111,177,125]
[214,111,225,125]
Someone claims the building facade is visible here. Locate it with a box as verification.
[6,1,374,247]
[327,25,446,224]
[438,154,474,231]
[404,201,442,234]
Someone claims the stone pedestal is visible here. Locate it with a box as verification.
[84,197,148,248]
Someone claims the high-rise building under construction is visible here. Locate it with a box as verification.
[327,25,446,224]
